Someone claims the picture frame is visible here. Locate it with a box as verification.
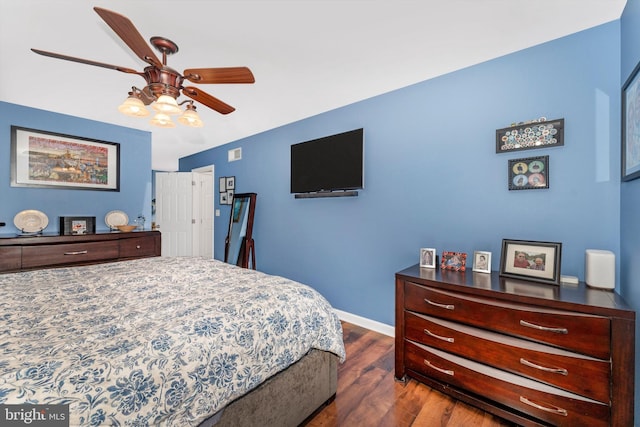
[441,251,467,272]
[472,251,491,273]
[10,126,120,191]
[219,177,227,192]
[419,248,436,268]
[59,216,96,236]
[226,176,235,190]
[622,60,640,181]
[508,155,549,190]
[499,239,562,285]
[496,118,564,153]
[220,192,229,205]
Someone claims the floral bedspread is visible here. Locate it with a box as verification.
[0,257,345,426]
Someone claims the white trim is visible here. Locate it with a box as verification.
[334,309,395,337]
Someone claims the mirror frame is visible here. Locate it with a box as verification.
[224,192,257,269]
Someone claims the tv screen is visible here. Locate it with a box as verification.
[290,128,364,194]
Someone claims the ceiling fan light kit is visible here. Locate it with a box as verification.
[32,7,255,129]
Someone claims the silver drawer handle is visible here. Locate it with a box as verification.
[520,320,568,334]
[424,328,454,343]
[520,358,568,375]
[424,359,454,376]
[424,298,454,310]
[64,250,88,255]
[519,396,568,416]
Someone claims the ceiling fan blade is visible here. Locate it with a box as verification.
[31,49,142,74]
[93,7,162,68]
[182,86,235,115]
[183,67,255,84]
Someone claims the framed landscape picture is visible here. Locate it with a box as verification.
[10,126,120,191]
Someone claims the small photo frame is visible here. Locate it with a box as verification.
[472,251,491,273]
[219,177,227,192]
[59,216,96,236]
[220,192,228,205]
[499,239,562,285]
[508,155,549,190]
[420,248,436,268]
[226,190,235,204]
[226,176,235,190]
[441,251,467,272]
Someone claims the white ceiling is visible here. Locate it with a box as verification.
[0,1,626,171]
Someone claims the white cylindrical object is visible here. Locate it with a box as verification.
[585,249,615,289]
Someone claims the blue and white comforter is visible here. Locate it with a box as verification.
[0,257,345,426]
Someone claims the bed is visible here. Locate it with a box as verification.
[0,256,345,426]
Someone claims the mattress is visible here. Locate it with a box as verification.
[0,257,345,426]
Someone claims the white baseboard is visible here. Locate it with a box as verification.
[334,309,395,337]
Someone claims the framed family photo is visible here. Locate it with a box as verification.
[420,248,436,269]
[472,251,491,273]
[499,239,562,285]
[10,126,120,191]
[441,251,467,272]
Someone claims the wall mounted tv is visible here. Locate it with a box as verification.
[290,128,364,198]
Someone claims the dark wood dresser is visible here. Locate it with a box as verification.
[0,231,161,273]
[395,264,635,427]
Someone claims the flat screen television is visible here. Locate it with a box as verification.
[290,128,364,195]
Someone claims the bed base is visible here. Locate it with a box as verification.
[201,349,338,427]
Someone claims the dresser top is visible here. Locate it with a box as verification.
[396,264,634,318]
[0,230,159,246]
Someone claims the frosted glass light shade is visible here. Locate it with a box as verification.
[150,112,176,128]
[118,96,150,117]
[152,95,181,115]
[178,108,203,127]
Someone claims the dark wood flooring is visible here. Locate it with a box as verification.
[306,322,516,427]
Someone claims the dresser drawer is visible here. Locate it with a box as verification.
[404,281,610,359]
[0,247,21,272]
[22,241,120,268]
[405,340,610,427]
[119,236,158,258]
[405,311,611,403]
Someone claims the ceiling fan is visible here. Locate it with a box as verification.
[31,7,255,128]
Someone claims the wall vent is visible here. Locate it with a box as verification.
[228,147,242,162]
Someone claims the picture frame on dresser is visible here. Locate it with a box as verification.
[10,126,120,191]
[472,251,491,273]
[499,239,561,285]
[440,251,467,271]
[419,248,436,268]
[59,216,96,235]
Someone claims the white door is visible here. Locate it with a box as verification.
[195,172,214,258]
[156,172,194,256]
[155,170,215,258]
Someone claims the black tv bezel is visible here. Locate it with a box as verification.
[290,128,364,195]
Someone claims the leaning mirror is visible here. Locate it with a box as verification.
[224,192,256,269]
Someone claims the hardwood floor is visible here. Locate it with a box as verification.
[306,322,516,427]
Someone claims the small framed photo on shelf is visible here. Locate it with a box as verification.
[420,248,436,268]
[441,251,467,272]
[472,251,491,273]
[59,216,96,236]
[499,239,562,285]
[508,155,549,190]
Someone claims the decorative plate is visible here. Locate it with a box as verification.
[105,210,129,228]
[14,209,49,233]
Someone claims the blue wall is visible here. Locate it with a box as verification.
[0,102,152,234]
[620,0,640,422]
[181,22,622,326]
